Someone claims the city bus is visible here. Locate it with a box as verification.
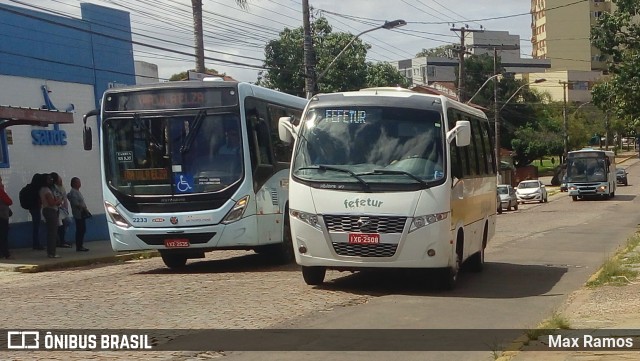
[83,80,307,269]
[565,148,616,201]
[278,88,497,289]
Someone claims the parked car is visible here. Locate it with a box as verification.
[497,184,518,211]
[496,191,502,214]
[516,179,548,204]
[617,168,628,186]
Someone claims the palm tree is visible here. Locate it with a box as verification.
[191,0,248,73]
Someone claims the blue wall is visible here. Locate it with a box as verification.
[0,3,137,248]
[0,3,136,108]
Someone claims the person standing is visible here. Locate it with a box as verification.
[40,174,62,258]
[51,172,71,248]
[0,175,13,259]
[28,173,45,250]
[67,177,89,252]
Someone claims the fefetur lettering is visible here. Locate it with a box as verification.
[344,198,383,209]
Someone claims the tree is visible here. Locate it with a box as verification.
[415,45,456,58]
[365,62,411,88]
[259,17,408,96]
[168,67,222,81]
[191,0,247,72]
[591,0,640,120]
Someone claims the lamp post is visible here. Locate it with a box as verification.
[495,78,546,182]
[466,74,501,105]
[315,19,406,85]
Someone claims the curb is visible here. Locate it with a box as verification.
[9,250,160,273]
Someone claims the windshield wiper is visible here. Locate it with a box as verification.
[297,165,371,192]
[180,110,207,154]
[361,169,429,187]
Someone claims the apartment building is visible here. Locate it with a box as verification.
[531,0,612,71]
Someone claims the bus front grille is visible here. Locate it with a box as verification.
[137,232,216,245]
[332,242,398,257]
[323,215,407,234]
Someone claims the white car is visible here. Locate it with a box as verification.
[516,180,548,204]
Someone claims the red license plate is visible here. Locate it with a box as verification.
[348,233,380,244]
[164,239,190,248]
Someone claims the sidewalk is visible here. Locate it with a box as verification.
[0,240,159,273]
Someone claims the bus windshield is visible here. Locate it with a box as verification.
[292,106,445,186]
[566,157,607,183]
[104,111,243,196]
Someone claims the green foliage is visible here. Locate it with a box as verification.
[168,68,222,81]
[259,17,408,96]
[365,62,411,88]
[415,44,456,58]
[591,0,640,121]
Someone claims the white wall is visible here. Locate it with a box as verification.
[0,75,101,223]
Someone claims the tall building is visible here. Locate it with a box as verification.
[531,0,612,72]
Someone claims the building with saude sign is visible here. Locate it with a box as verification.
[0,3,141,248]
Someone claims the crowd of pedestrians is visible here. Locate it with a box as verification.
[0,173,91,259]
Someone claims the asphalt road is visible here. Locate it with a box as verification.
[1,159,638,361]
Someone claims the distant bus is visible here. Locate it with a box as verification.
[565,149,616,201]
[278,88,497,289]
[83,80,307,269]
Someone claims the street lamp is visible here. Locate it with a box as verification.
[315,19,406,83]
[495,78,545,183]
[466,73,501,104]
[499,78,546,112]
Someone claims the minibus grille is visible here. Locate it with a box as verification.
[332,243,398,257]
[323,215,407,234]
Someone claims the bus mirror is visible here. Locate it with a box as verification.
[446,120,470,146]
[83,109,98,151]
[278,117,295,144]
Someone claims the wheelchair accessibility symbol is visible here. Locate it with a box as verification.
[174,173,193,193]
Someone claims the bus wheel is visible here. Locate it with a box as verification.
[160,252,187,270]
[571,196,578,201]
[301,266,326,285]
[467,226,487,273]
[261,213,295,264]
[438,267,458,290]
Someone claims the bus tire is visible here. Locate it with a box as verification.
[301,266,326,285]
[438,267,458,290]
[467,225,487,273]
[572,196,578,201]
[260,213,295,264]
[161,252,187,270]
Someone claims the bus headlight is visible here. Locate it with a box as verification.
[222,195,250,224]
[289,209,320,229]
[104,201,131,228]
[409,212,448,233]
[597,185,606,192]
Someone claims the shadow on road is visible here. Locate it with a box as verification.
[572,194,636,202]
[138,253,300,275]
[314,262,568,299]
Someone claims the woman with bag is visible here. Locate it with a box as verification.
[51,173,72,248]
[0,175,13,259]
[68,177,89,252]
[41,174,63,258]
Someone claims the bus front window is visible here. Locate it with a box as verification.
[292,106,445,187]
[104,112,243,195]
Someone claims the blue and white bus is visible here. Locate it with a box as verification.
[83,80,307,269]
[566,149,616,200]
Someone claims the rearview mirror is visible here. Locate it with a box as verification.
[446,120,470,146]
[278,117,295,144]
[83,109,98,151]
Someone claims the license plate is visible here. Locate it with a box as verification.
[164,239,190,248]
[348,233,380,244]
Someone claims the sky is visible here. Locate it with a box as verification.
[1,0,535,82]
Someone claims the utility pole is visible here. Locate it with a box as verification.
[302,0,316,99]
[493,47,499,177]
[450,26,483,102]
[560,81,569,161]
